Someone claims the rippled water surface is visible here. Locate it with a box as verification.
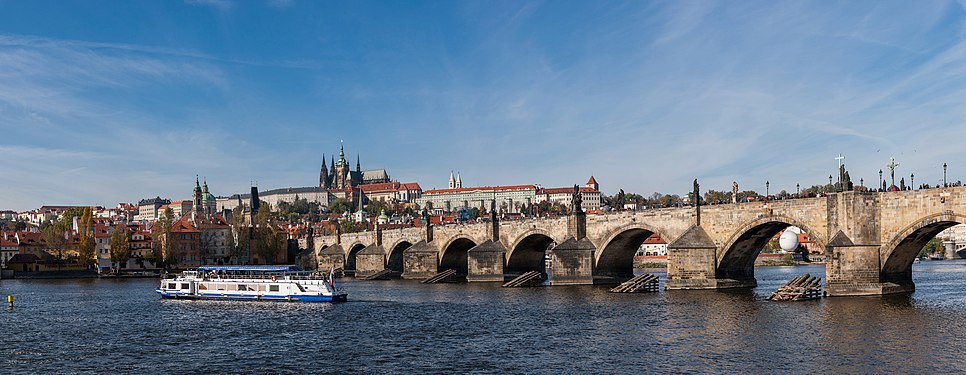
[4,261,966,374]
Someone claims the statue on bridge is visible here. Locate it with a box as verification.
[693,179,701,225]
[732,181,738,204]
[572,184,583,213]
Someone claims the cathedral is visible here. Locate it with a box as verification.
[319,143,391,190]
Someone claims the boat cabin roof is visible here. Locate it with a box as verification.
[196,265,302,272]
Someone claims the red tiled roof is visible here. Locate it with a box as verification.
[399,182,422,191]
[359,182,401,193]
[424,185,537,195]
[538,187,599,195]
[643,234,666,245]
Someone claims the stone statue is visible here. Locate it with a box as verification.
[732,181,738,204]
[572,184,583,213]
[693,179,701,225]
[693,179,700,206]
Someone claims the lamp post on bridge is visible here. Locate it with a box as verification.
[828,175,833,193]
[796,183,800,197]
[860,178,864,189]
[944,163,948,187]
[911,173,914,190]
[766,181,770,201]
[879,169,883,192]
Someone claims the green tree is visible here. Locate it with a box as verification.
[110,225,130,270]
[920,237,945,258]
[365,199,388,217]
[329,198,351,214]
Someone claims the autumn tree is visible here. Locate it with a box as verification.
[110,225,130,270]
[77,207,95,268]
[41,219,70,270]
[153,207,174,267]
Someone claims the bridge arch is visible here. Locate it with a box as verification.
[344,242,366,274]
[506,229,559,276]
[386,239,414,274]
[881,212,966,285]
[594,223,669,282]
[717,215,825,283]
[438,236,477,277]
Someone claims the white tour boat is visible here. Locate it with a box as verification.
[157,265,347,302]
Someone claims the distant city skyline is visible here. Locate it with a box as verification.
[2,1,966,211]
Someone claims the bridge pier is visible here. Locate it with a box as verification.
[666,225,755,289]
[401,240,438,280]
[317,244,345,275]
[825,231,914,296]
[549,237,596,285]
[466,240,507,282]
[355,244,386,278]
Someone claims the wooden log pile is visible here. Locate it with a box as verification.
[610,273,660,293]
[768,273,823,301]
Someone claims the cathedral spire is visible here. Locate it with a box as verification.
[320,155,329,188]
[449,171,456,189]
[356,154,361,172]
[456,172,462,189]
[202,177,209,193]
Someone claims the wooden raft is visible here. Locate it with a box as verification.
[768,274,823,301]
[609,273,659,293]
[502,271,543,288]
[422,269,458,284]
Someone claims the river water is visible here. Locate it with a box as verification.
[3,261,966,374]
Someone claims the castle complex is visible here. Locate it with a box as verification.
[319,143,391,190]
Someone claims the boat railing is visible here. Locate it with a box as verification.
[173,271,330,282]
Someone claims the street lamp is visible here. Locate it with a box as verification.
[910,173,914,189]
[766,181,770,198]
[944,163,948,187]
[796,183,800,197]
[860,178,864,188]
[829,175,833,192]
[879,169,883,192]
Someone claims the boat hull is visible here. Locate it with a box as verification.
[157,290,347,303]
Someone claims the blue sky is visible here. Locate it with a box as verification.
[2,1,966,211]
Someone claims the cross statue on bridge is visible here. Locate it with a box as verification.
[888,157,900,187]
[835,153,845,168]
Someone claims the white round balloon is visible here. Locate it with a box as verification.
[779,229,800,251]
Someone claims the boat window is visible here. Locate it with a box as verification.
[269,285,279,292]
[199,283,208,290]
[237,284,247,291]
[216,284,225,291]
[181,283,189,289]
[167,283,176,289]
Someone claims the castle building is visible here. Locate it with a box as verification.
[319,143,391,190]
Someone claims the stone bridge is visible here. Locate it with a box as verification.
[310,186,966,296]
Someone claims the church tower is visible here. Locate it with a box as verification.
[456,172,462,189]
[333,142,349,189]
[192,176,203,214]
[449,171,456,189]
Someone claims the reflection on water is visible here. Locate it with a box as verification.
[3,261,966,373]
